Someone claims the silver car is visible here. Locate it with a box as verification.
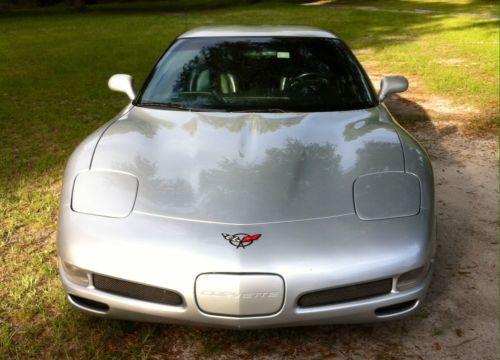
[57,26,435,329]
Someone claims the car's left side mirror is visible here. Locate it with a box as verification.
[378,76,409,102]
[108,74,135,100]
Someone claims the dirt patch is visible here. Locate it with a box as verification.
[436,58,467,65]
[394,121,498,359]
[353,56,498,358]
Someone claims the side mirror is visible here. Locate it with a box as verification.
[378,76,408,102]
[108,74,135,100]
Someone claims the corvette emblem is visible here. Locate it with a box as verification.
[222,233,261,249]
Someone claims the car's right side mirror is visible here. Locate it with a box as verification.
[108,74,135,100]
[378,76,409,102]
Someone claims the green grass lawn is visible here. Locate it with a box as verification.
[0,1,498,358]
[323,0,498,15]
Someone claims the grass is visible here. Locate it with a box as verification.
[0,0,498,358]
[323,0,498,15]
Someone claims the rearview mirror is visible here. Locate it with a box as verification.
[378,76,408,102]
[108,74,135,100]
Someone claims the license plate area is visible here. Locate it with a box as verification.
[195,273,284,317]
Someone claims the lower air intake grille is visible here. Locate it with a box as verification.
[298,278,393,308]
[93,274,183,306]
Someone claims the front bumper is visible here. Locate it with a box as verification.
[58,209,435,329]
[60,263,432,329]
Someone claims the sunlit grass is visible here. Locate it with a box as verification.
[326,0,498,15]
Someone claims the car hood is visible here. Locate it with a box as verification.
[91,106,404,224]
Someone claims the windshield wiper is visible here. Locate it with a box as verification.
[138,102,191,110]
[138,102,226,112]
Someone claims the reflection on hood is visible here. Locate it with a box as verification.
[91,106,403,224]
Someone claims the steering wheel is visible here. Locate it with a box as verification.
[285,72,330,100]
[287,72,328,88]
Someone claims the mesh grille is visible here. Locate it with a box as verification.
[93,274,183,306]
[298,278,393,308]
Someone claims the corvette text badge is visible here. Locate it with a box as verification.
[222,233,261,249]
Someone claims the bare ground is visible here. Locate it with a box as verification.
[391,119,498,359]
[347,68,499,359]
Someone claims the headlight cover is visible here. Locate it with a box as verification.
[353,172,421,220]
[71,170,138,218]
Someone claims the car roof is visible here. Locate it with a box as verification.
[178,26,338,39]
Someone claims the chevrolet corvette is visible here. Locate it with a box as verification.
[57,26,435,328]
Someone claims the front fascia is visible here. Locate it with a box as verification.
[58,204,434,326]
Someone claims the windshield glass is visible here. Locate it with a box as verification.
[137,37,377,112]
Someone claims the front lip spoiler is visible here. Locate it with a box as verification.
[60,264,433,329]
[67,294,109,315]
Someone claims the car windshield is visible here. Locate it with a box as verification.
[137,37,378,112]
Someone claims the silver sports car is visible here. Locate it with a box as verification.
[57,26,435,329]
